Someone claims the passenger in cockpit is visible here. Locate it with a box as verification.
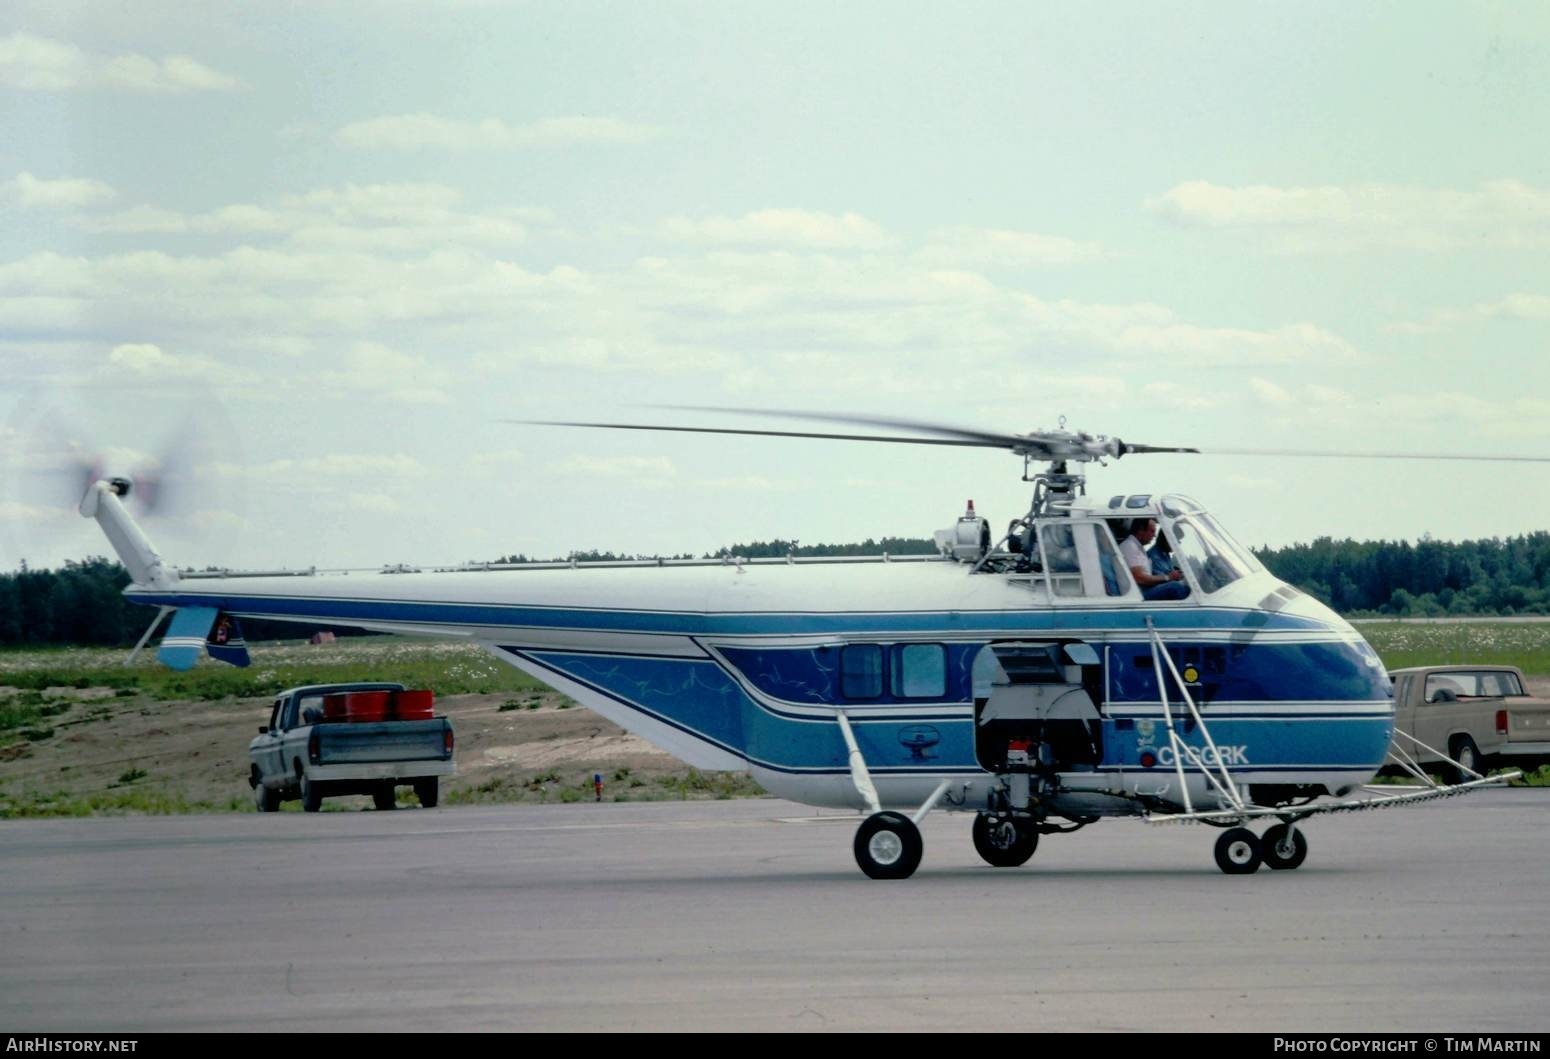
[1122,519,1190,601]
[1148,527,1177,577]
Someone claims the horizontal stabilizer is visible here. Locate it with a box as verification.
[206,614,251,668]
[156,608,251,670]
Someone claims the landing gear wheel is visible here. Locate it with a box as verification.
[853,811,923,879]
[1450,737,1482,785]
[1261,823,1308,870]
[373,784,397,811]
[1214,827,1262,874]
[255,781,280,813]
[300,774,323,813]
[413,777,439,808]
[971,813,1038,867]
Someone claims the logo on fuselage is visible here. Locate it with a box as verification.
[898,725,941,761]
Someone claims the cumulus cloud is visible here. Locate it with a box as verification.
[1384,292,1550,335]
[1146,179,1550,252]
[335,114,663,151]
[0,32,239,93]
[103,341,256,385]
[555,455,677,479]
[76,182,535,252]
[4,172,117,209]
[238,454,431,481]
[915,226,1106,266]
[660,210,891,250]
[1249,378,1295,406]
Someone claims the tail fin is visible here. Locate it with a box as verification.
[78,477,175,589]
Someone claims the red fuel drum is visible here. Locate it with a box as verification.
[393,689,435,720]
[322,694,350,721]
[344,690,391,723]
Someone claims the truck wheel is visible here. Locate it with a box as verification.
[1450,737,1482,784]
[853,811,923,879]
[301,774,323,813]
[1261,823,1308,870]
[255,781,280,813]
[971,813,1038,867]
[413,777,439,808]
[373,784,397,811]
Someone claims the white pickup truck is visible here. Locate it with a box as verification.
[248,682,456,812]
[1389,665,1550,782]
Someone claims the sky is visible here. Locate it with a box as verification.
[2,1,1548,573]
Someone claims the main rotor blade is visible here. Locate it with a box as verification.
[1200,448,1550,463]
[1123,443,1201,455]
[513,420,1003,448]
[659,405,1025,448]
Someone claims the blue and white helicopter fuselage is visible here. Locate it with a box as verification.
[108,488,1394,820]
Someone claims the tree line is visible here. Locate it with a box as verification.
[5,532,1550,647]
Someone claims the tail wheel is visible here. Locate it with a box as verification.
[1261,823,1309,870]
[971,813,1038,867]
[413,777,439,808]
[373,784,397,811]
[1213,827,1262,875]
[853,811,924,880]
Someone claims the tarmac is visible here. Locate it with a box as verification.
[1,790,1547,1032]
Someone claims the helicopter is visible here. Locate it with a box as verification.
[73,409,1528,879]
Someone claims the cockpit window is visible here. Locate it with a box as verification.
[1169,515,1258,594]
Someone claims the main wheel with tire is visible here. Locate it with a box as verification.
[971,813,1038,867]
[1214,826,1262,874]
[413,776,439,808]
[373,783,397,811]
[1261,822,1308,870]
[300,774,324,813]
[1450,737,1483,785]
[853,811,924,879]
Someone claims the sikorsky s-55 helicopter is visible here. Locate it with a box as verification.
[74,409,1530,879]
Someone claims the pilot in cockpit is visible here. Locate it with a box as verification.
[1121,518,1189,601]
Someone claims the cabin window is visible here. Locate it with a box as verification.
[841,645,884,698]
[892,644,946,698]
[1039,521,1133,598]
[1039,524,1084,597]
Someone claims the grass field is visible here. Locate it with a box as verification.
[0,637,548,701]
[1357,621,1550,674]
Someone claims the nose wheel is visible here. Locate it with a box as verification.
[1260,822,1309,870]
[1212,822,1310,874]
[1213,827,1263,874]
